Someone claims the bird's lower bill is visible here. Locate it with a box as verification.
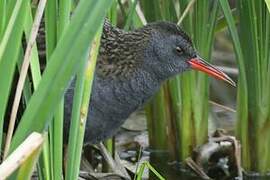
[188,57,236,87]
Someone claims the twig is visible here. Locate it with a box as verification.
[185,157,211,180]
[79,171,126,180]
[209,100,236,113]
[98,143,130,179]
[211,136,242,178]
[235,142,242,178]
[0,132,44,179]
[80,154,95,173]
[114,151,130,178]
[177,0,196,25]
[3,0,47,159]
[188,131,242,179]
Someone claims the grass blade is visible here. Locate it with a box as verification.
[0,0,7,38]
[0,0,26,61]
[10,0,112,153]
[3,0,46,159]
[66,26,103,180]
[266,0,270,12]
[124,0,138,30]
[50,0,71,178]
[220,0,270,173]
[135,162,165,180]
[0,0,27,152]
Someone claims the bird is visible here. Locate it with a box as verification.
[63,19,235,145]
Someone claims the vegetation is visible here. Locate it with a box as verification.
[142,0,219,161]
[0,0,112,178]
[220,0,270,173]
[0,0,270,179]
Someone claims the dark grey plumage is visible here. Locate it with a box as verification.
[64,19,197,144]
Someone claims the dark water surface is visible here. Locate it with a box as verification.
[148,150,270,180]
[149,150,203,180]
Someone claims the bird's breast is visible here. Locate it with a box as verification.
[91,70,160,118]
[80,70,161,143]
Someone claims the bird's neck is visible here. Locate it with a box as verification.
[97,21,152,78]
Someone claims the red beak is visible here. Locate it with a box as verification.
[188,57,236,87]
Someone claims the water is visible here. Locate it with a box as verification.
[147,150,270,180]
[148,150,203,180]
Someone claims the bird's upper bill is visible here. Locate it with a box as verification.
[188,57,236,87]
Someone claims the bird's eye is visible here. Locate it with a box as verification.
[176,46,183,54]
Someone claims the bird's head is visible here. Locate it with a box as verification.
[143,21,235,86]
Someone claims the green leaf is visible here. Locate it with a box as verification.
[0,0,7,38]
[0,0,28,151]
[124,0,139,30]
[265,0,270,12]
[220,0,270,172]
[10,0,113,153]
[66,26,103,180]
[135,162,165,180]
